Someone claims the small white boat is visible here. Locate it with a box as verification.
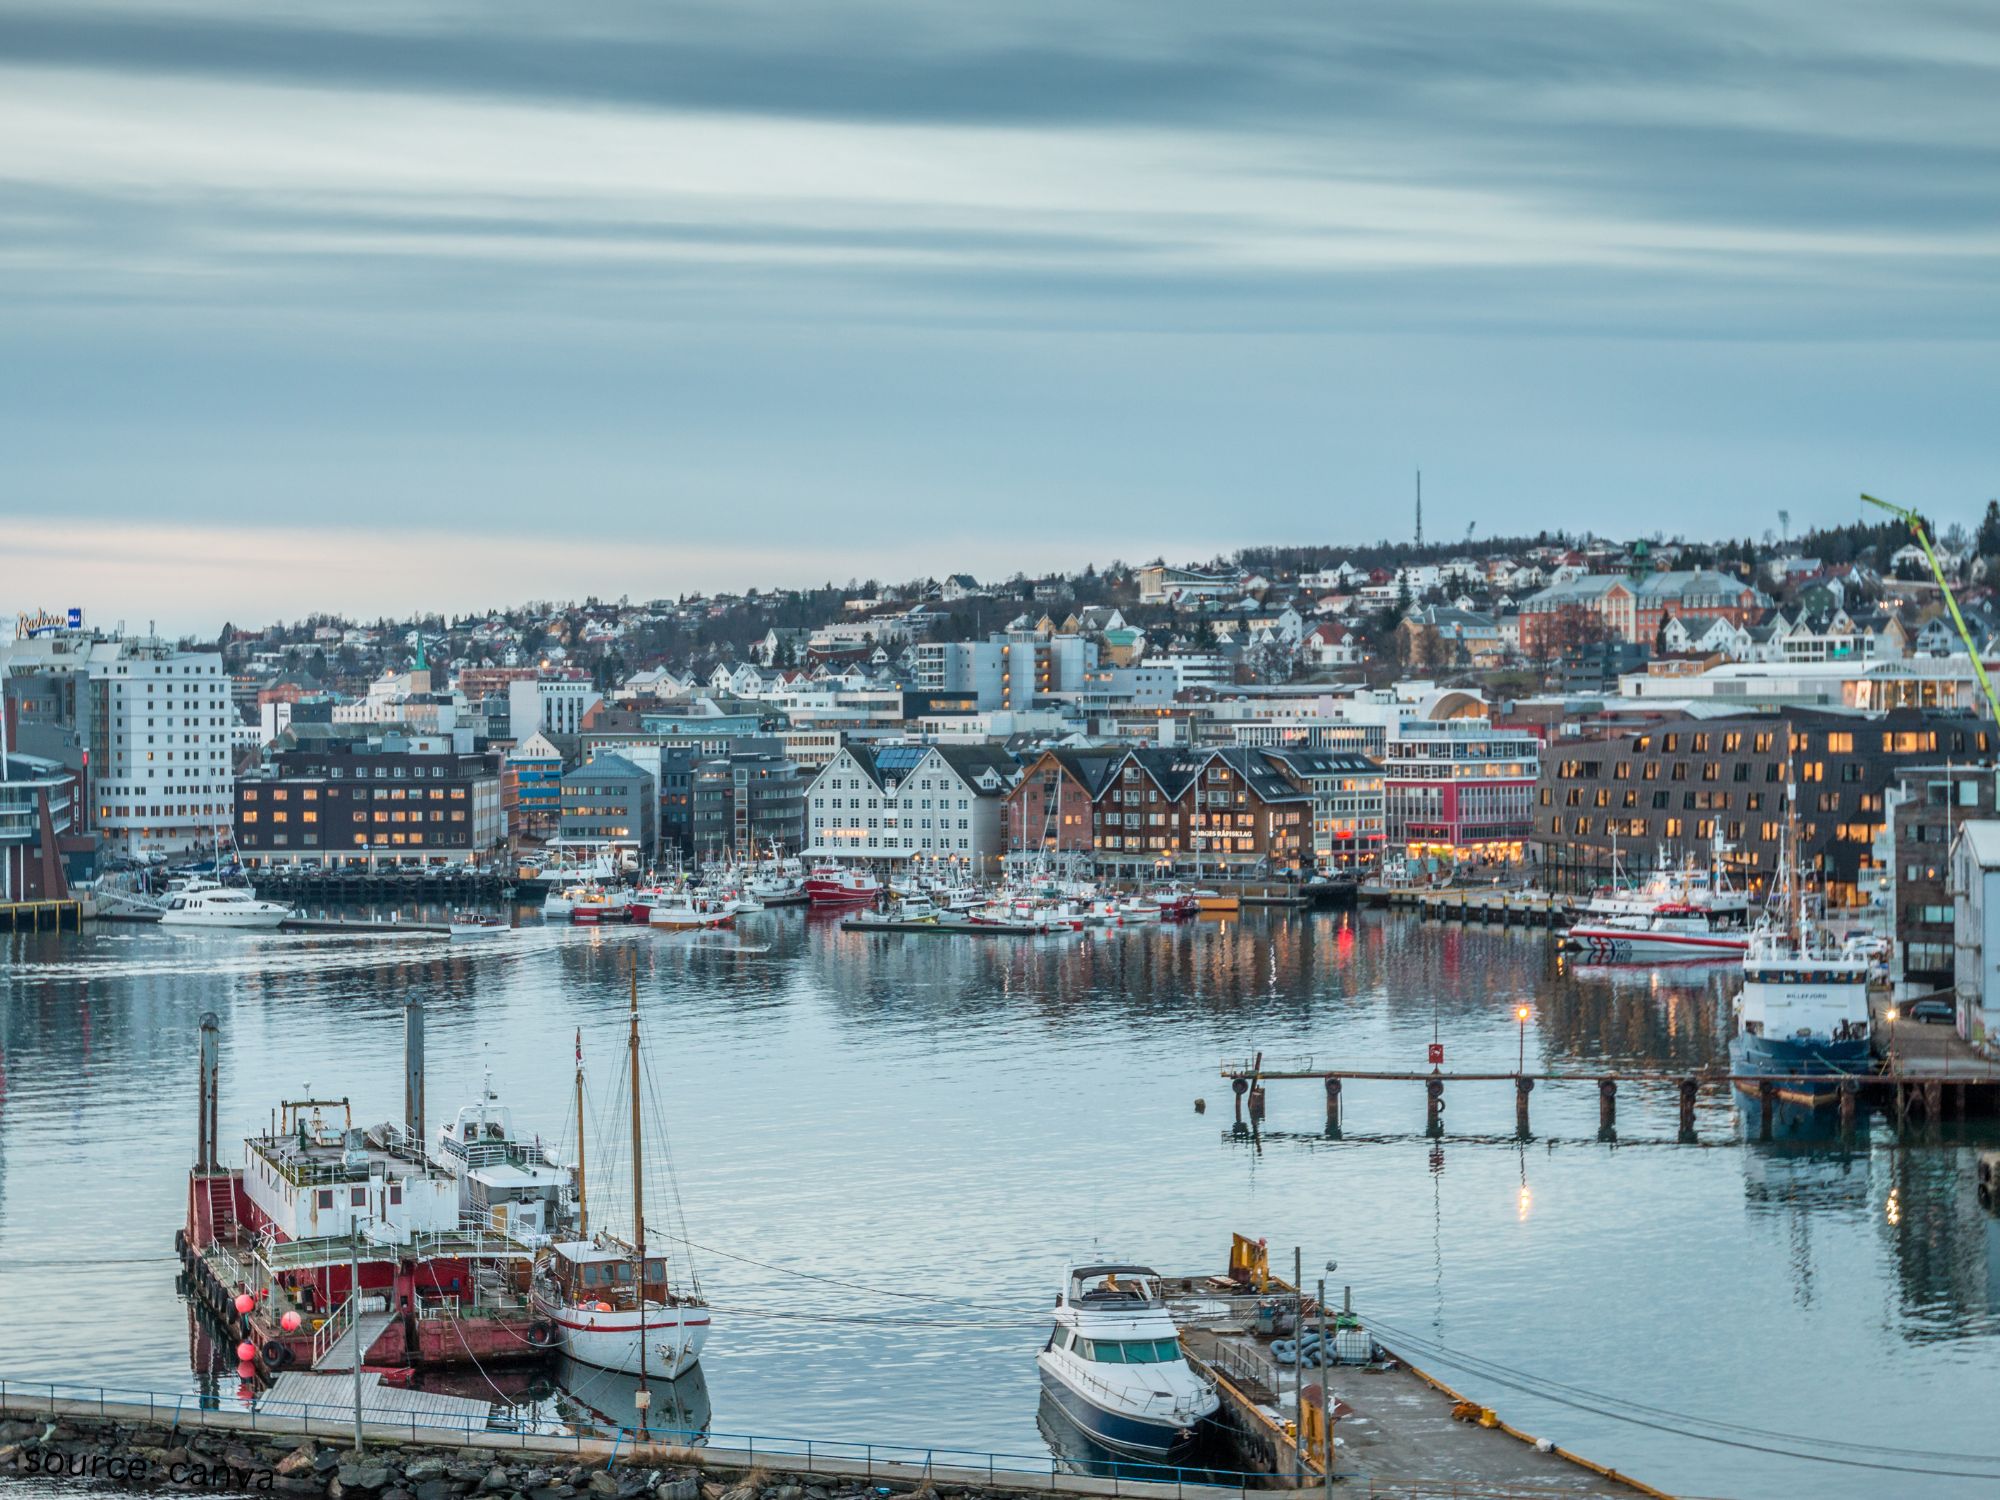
[449,914,508,939]
[160,881,292,930]
[1037,1264,1217,1458]
[1115,897,1162,923]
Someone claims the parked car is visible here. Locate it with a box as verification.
[1905,996,1956,1026]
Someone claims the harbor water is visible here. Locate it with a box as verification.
[3,909,1998,1499]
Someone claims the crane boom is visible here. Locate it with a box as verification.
[1861,492,2000,729]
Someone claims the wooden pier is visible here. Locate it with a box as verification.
[1166,1238,1661,1495]
[0,898,84,932]
[1219,1056,2000,1142]
[1360,884,1576,928]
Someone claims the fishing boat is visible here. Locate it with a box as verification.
[647,895,736,932]
[1563,903,1751,960]
[533,976,711,1381]
[803,864,882,907]
[1037,1264,1218,1458]
[448,913,508,939]
[566,887,632,927]
[1727,788,1875,1107]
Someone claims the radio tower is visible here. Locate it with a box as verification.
[1415,469,1424,547]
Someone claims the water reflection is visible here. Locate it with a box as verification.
[7,910,2000,1500]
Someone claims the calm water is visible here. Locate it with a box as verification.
[3,910,1998,1499]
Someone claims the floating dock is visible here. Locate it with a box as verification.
[840,916,1074,936]
[1167,1239,1661,1496]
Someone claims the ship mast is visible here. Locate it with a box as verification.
[573,1030,587,1239]
[628,962,650,1430]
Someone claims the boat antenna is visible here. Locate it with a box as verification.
[629,957,650,1433]
[574,1030,588,1239]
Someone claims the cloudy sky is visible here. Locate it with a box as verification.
[3,1,1997,633]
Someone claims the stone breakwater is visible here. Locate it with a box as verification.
[0,1408,1177,1500]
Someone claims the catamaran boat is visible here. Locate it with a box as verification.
[160,880,293,929]
[1037,1264,1218,1458]
[533,978,711,1378]
[804,864,883,907]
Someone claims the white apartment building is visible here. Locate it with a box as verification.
[87,640,236,856]
[507,677,602,738]
[805,742,1018,870]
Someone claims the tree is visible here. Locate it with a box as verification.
[1977,499,2000,560]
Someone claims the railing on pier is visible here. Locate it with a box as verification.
[309,1293,358,1368]
[0,1378,1294,1500]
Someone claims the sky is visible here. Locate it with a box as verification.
[3,0,1998,635]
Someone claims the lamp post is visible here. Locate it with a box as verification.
[1516,1005,1530,1075]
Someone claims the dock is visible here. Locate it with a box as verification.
[1220,1046,2000,1142]
[1165,1239,1660,1495]
[0,897,84,932]
[840,917,1074,936]
[1360,884,1576,928]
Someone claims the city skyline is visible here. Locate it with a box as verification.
[6,2,1999,629]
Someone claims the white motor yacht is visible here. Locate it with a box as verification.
[159,880,292,929]
[1036,1264,1218,1458]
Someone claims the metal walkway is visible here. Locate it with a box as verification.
[312,1311,396,1371]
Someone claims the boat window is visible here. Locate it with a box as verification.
[581,1264,601,1287]
[1094,1340,1126,1364]
[644,1258,666,1280]
[610,1262,634,1283]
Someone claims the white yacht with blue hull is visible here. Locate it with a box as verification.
[1036,1265,1218,1459]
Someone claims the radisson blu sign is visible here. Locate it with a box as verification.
[17,607,83,638]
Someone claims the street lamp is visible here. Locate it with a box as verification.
[1516,1005,1530,1075]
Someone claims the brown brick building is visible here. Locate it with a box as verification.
[1532,708,1993,907]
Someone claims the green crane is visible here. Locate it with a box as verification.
[1861,492,2000,729]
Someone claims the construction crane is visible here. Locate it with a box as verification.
[1861,492,2000,728]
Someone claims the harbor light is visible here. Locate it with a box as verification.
[1885,1006,1899,1023]
[1515,1005,1530,1074]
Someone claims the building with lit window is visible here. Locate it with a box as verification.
[1383,719,1539,859]
[234,739,505,868]
[806,742,1017,871]
[0,630,236,858]
[559,753,656,859]
[1531,708,1993,906]
[507,730,565,838]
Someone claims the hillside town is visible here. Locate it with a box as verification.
[8,511,2000,1046]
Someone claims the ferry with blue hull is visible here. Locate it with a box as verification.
[1728,791,1876,1107]
[1037,1265,1218,1459]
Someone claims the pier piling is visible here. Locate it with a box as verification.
[1678,1077,1698,1143]
[1248,1083,1267,1126]
[1514,1076,1534,1140]
[1597,1077,1617,1142]
[1231,1076,1247,1130]
[1424,1076,1444,1138]
[1839,1080,1858,1137]
[1324,1076,1342,1139]
[1757,1081,1775,1142]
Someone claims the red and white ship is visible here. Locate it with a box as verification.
[803,864,882,907]
[177,1008,565,1381]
